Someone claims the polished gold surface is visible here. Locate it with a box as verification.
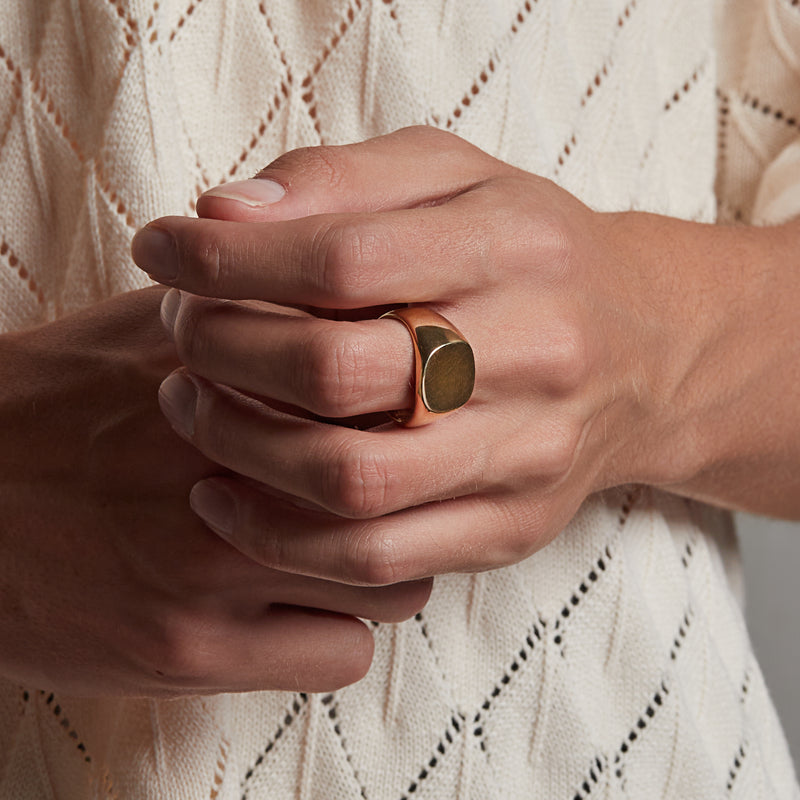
[381,307,475,427]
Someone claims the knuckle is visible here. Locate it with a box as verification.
[342,526,400,586]
[321,441,393,520]
[483,499,541,566]
[171,299,212,371]
[191,385,237,465]
[396,124,453,148]
[264,144,347,189]
[395,124,479,157]
[523,319,589,398]
[236,497,290,571]
[133,609,213,688]
[312,220,386,300]
[300,145,347,187]
[311,223,350,298]
[546,325,589,395]
[300,328,367,417]
[494,178,572,280]
[247,525,286,571]
[182,227,222,288]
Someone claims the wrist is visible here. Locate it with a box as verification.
[599,212,800,515]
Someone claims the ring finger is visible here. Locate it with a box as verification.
[158,372,499,518]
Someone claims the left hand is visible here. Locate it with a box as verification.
[129,126,760,585]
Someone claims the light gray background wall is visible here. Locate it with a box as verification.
[738,513,800,776]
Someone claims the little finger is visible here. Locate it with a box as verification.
[188,479,583,585]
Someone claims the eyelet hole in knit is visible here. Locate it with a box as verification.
[1,238,44,303]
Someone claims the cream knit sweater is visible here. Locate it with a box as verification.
[1,1,799,798]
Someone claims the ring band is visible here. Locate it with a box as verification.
[380,307,475,427]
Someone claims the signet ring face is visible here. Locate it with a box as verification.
[380,308,475,427]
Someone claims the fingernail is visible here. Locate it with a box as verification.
[132,225,179,282]
[190,480,235,538]
[160,289,181,335]
[201,178,286,208]
[158,372,197,438]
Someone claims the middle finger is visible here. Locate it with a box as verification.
[163,292,417,418]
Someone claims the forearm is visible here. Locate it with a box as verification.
[608,213,800,518]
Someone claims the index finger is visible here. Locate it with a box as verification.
[131,197,495,307]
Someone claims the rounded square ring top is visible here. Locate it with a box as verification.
[381,308,475,427]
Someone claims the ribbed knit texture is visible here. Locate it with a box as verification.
[1,1,799,798]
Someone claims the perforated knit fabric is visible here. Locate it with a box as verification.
[1,1,799,798]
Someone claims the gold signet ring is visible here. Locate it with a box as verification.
[380,307,475,427]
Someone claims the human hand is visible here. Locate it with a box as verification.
[0,287,430,697]
[131,126,799,587]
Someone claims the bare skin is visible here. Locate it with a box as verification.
[129,126,800,588]
[0,287,431,696]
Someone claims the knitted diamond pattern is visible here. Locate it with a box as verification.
[0,1,799,798]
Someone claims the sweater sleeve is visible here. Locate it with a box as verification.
[715,0,800,225]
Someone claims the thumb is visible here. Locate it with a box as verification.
[196,125,501,223]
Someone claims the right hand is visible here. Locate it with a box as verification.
[0,287,430,697]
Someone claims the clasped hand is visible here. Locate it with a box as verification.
[134,126,688,587]
[0,288,428,697]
